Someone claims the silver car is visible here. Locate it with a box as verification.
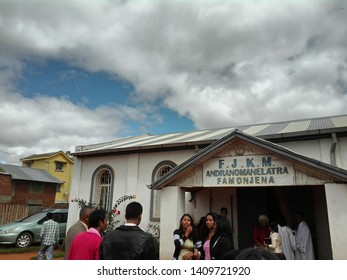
[0,208,68,248]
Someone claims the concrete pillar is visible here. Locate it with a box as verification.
[159,186,185,259]
[325,183,347,259]
[66,157,83,230]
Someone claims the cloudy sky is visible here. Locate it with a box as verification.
[1,0,346,165]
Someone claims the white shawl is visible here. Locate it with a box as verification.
[278,225,296,260]
[294,221,315,260]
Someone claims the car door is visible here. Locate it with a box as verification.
[53,213,68,240]
[35,217,47,243]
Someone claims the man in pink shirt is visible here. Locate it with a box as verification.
[68,209,108,260]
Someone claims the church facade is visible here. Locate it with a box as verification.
[67,114,347,259]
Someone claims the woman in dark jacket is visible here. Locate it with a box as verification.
[200,212,233,260]
[212,215,234,260]
[172,213,201,260]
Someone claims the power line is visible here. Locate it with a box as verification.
[0,149,21,159]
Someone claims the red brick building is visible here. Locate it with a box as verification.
[0,163,63,218]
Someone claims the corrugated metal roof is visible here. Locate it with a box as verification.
[20,150,74,162]
[0,163,63,184]
[278,120,311,134]
[73,114,347,156]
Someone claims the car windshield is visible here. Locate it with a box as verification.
[16,212,47,223]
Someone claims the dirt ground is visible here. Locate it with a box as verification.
[0,248,64,260]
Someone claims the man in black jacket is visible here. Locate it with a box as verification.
[99,201,156,260]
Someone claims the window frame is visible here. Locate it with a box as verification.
[90,165,114,212]
[150,160,176,221]
[55,161,65,172]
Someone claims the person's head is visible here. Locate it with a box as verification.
[295,211,305,224]
[88,209,108,233]
[79,206,96,227]
[269,222,278,233]
[278,214,287,227]
[235,247,279,260]
[125,201,143,225]
[220,207,228,218]
[205,212,218,232]
[179,214,193,231]
[46,212,53,219]
[258,214,269,227]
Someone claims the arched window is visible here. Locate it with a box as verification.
[150,161,176,221]
[91,166,114,212]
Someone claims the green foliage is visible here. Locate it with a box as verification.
[145,223,160,260]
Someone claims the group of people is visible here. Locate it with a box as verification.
[172,208,234,260]
[253,212,315,260]
[172,209,315,261]
[38,201,157,260]
[37,202,315,261]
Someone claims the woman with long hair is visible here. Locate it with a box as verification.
[172,213,201,260]
[200,212,232,260]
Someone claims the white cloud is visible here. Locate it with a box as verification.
[0,86,132,162]
[1,0,347,163]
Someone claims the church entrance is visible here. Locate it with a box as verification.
[236,185,332,259]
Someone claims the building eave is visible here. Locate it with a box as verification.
[148,130,347,190]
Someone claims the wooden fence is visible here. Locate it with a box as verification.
[0,205,30,225]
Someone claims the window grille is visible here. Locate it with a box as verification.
[93,169,112,211]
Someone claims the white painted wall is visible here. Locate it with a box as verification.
[280,136,347,169]
[67,149,196,230]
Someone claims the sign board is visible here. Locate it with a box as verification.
[203,155,294,187]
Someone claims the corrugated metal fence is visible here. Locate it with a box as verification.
[0,205,29,225]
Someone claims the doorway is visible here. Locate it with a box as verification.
[236,185,332,259]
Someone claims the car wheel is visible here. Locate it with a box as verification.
[16,232,33,248]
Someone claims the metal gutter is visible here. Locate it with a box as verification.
[330,133,338,166]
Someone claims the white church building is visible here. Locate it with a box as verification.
[67,114,347,260]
